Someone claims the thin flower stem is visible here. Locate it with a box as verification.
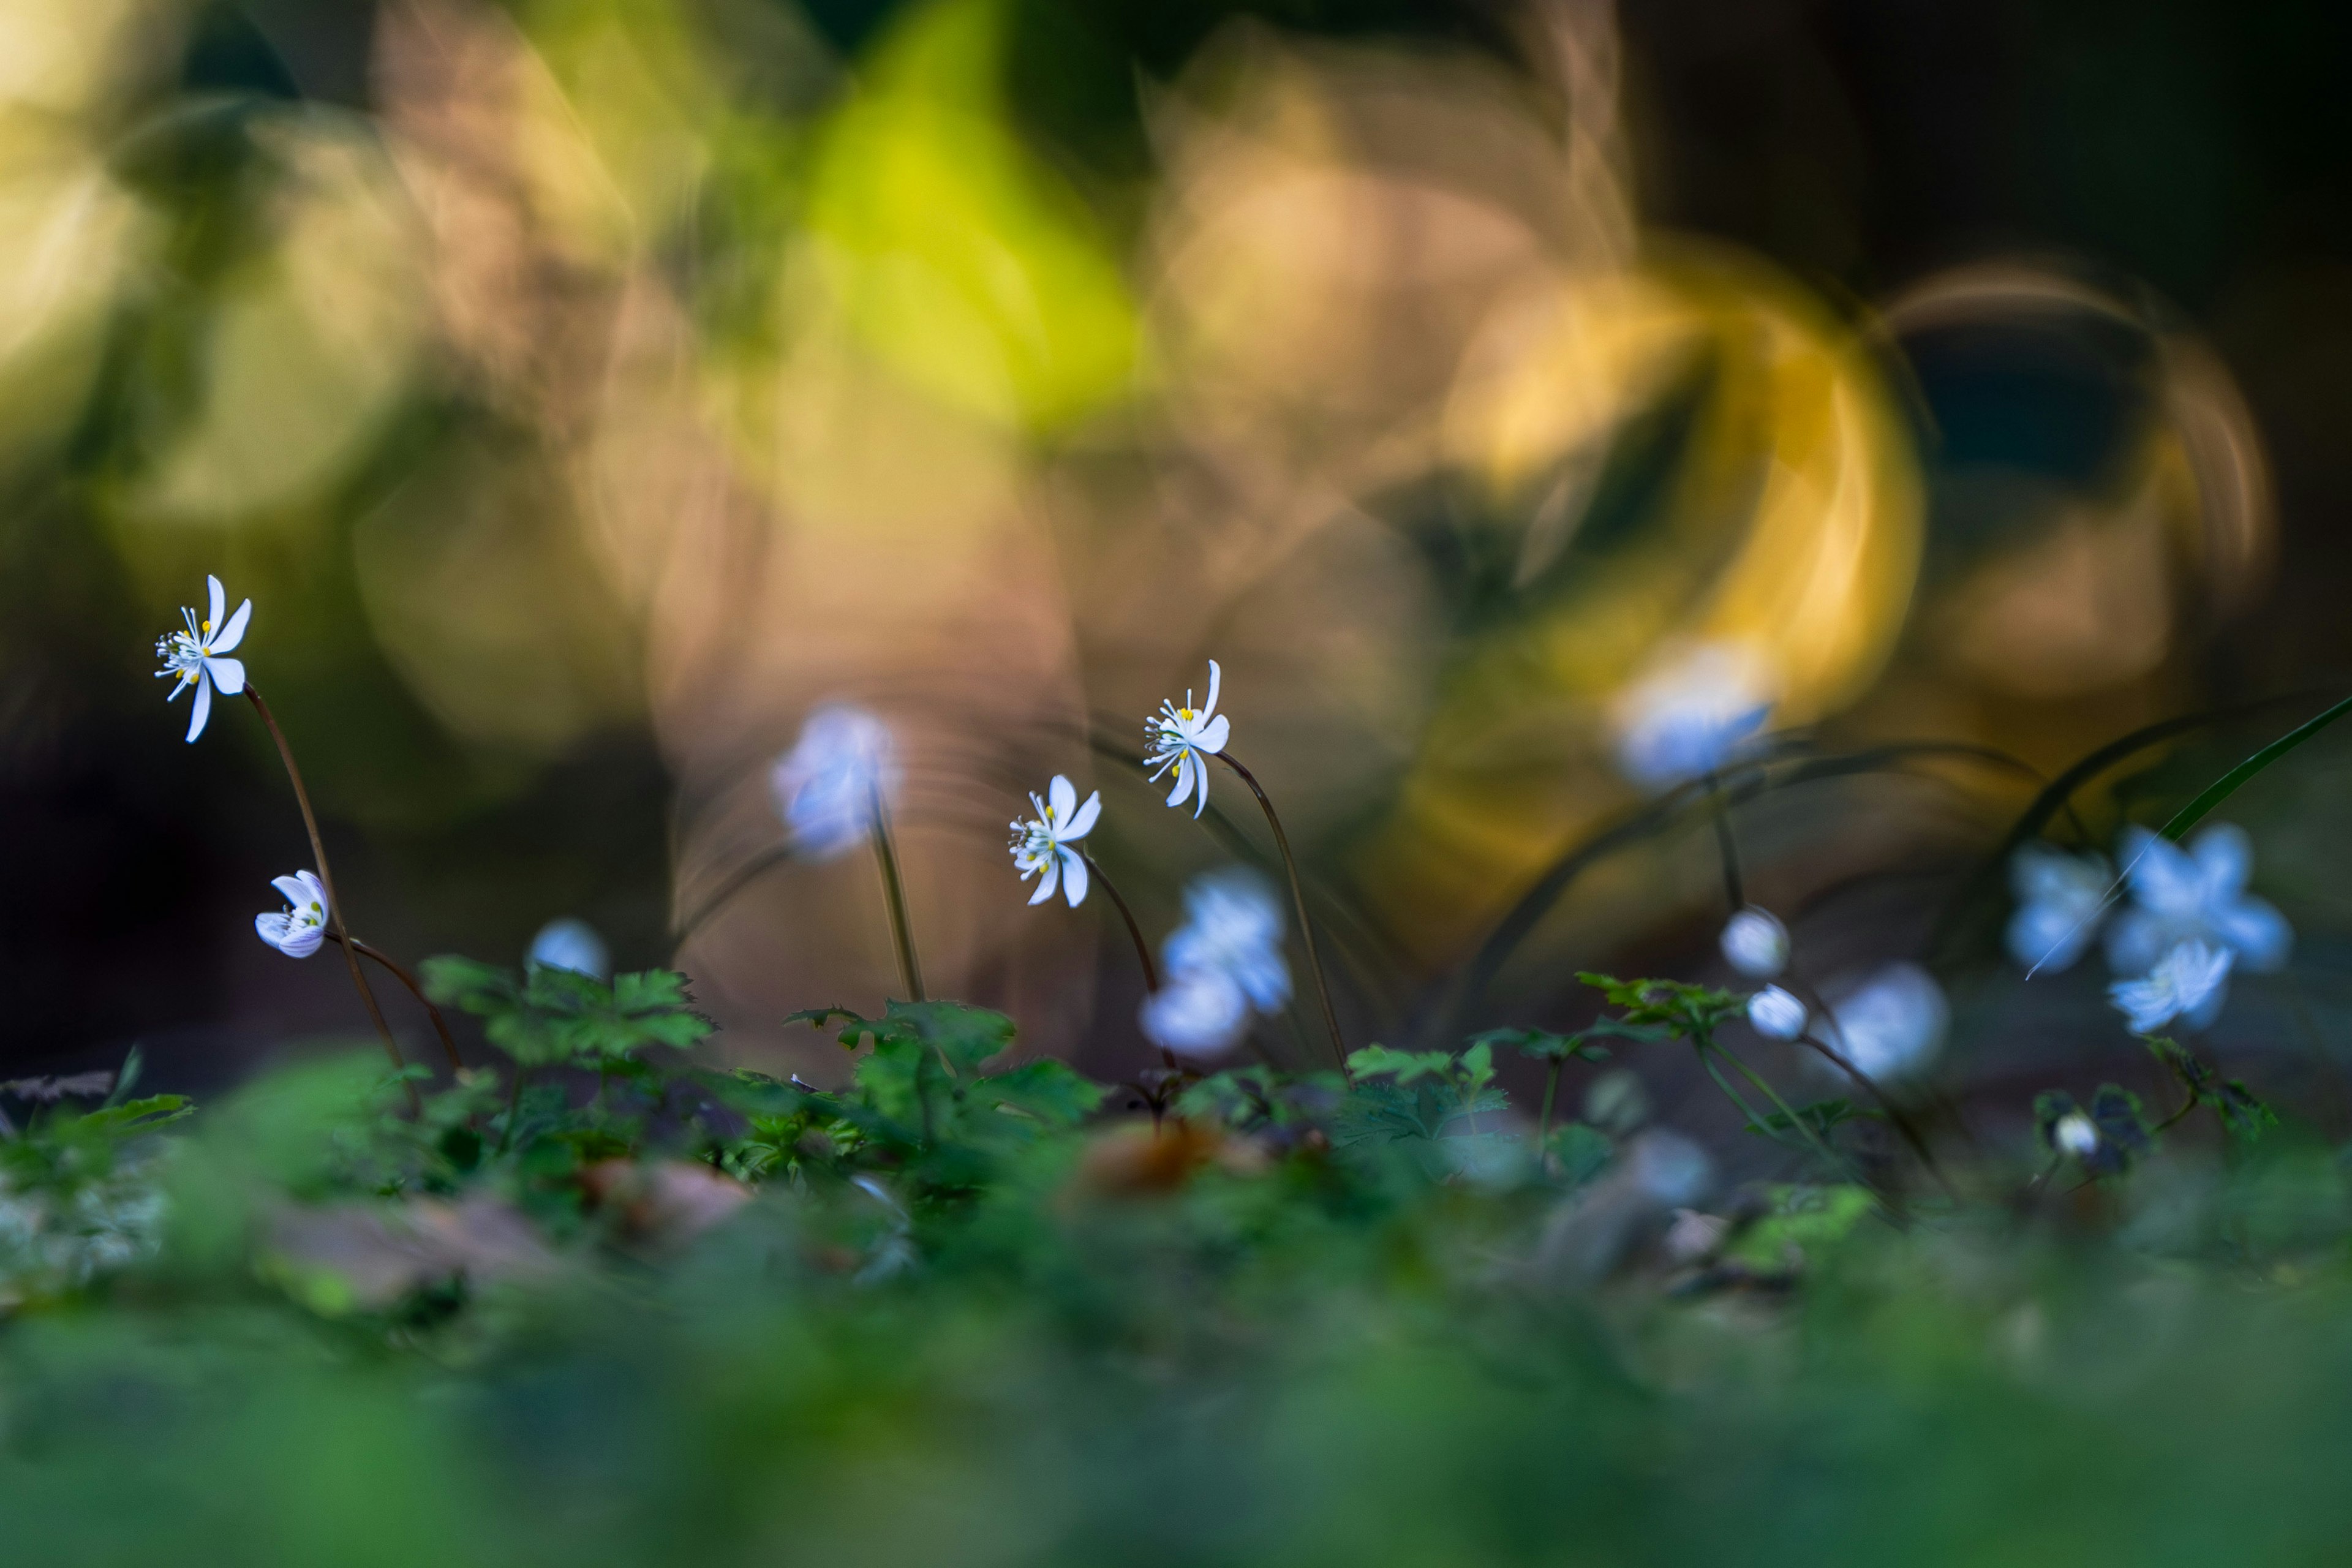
[244,687,417,1110]
[1538,1059,1562,1149]
[1082,850,1180,1072]
[1794,1027,1958,1200]
[497,1064,528,1155]
[1080,850,1159,992]
[1703,1035,1847,1175]
[671,843,792,950]
[325,933,462,1071]
[1703,770,1744,912]
[868,782,925,1003]
[1213,751,1348,1079]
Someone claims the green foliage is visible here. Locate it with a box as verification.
[0,1054,186,1300]
[1578,973,1751,1039]
[421,959,714,1067]
[1340,1042,1506,1145]
[2144,1034,2279,1140]
[1747,1098,1881,1141]
[1471,1019,1661,1063]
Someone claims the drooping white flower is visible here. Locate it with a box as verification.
[153,575,251,744]
[2005,843,2112,973]
[1139,968,1251,1061]
[1145,660,1230,819]
[1720,907,1790,979]
[2109,938,2233,1035]
[254,871,330,959]
[2052,1111,2100,1159]
[1008,775,1102,908]
[2105,824,2291,979]
[1747,984,1807,1041]
[1163,867,1290,1012]
[1608,641,1772,791]
[528,918,608,979]
[1819,963,1947,1082]
[770,704,900,861]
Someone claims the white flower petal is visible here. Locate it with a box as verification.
[184,674,212,742]
[1139,970,1249,1059]
[1719,907,1789,979]
[2214,895,2293,973]
[1747,985,1807,1040]
[203,656,244,695]
[1198,713,1230,755]
[2120,827,2204,918]
[270,874,312,907]
[213,597,252,654]
[1064,790,1101,840]
[1060,846,1089,908]
[280,925,326,959]
[255,913,292,948]
[293,870,329,913]
[2188,822,2252,899]
[1028,853,1060,906]
[206,575,225,630]
[1202,659,1221,720]
[1047,774,1077,825]
[1165,754,1194,810]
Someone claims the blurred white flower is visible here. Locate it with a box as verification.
[1008,775,1102,908]
[254,871,329,959]
[1628,1129,1714,1208]
[1720,907,1790,978]
[1163,867,1291,1012]
[1139,968,1251,1061]
[2053,1111,2100,1159]
[528,918,608,979]
[2109,939,2233,1035]
[1820,963,1947,1082]
[153,575,251,744]
[1145,660,1230,819]
[770,704,900,861]
[2106,824,2291,979]
[1747,985,1807,1041]
[2005,843,2112,973]
[1608,641,1771,791]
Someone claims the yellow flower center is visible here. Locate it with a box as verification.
[1177,708,1196,722]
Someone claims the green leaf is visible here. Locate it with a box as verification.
[2158,691,2352,843]
[970,1060,1104,1128]
[1346,1046,1458,1087]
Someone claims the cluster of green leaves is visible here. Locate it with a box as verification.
[2143,1034,2278,1140]
[420,960,716,1065]
[1576,973,1751,1039]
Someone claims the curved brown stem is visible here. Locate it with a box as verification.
[245,687,417,1112]
[670,842,792,952]
[325,933,462,1071]
[1214,751,1348,1079]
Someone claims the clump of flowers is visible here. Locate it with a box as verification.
[2109,939,2234,1035]
[2006,843,2111,973]
[1142,868,1292,1061]
[2105,824,2290,979]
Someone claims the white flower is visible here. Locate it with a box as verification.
[1145,660,1231,819]
[2052,1111,2100,1159]
[528,918,608,979]
[153,575,251,744]
[2005,843,2112,973]
[2106,824,2290,979]
[254,871,330,959]
[1008,775,1102,908]
[1163,867,1290,1012]
[1139,968,1251,1061]
[1720,907,1790,978]
[1819,963,1947,1082]
[1747,985,1807,1040]
[1608,641,1772,791]
[770,704,900,861]
[2109,939,2233,1035]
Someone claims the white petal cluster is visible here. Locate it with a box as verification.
[529,918,609,979]
[1720,907,1790,978]
[2005,843,2111,973]
[1818,963,1947,1082]
[2052,1110,2100,1159]
[771,704,901,861]
[1608,641,1772,791]
[2109,938,2233,1035]
[2105,824,2291,978]
[1008,775,1102,908]
[1746,984,1807,1041]
[153,575,251,743]
[254,871,330,959]
[1140,867,1291,1060]
[1144,660,1230,819]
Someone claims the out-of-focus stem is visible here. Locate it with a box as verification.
[869,782,924,1003]
[325,932,462,1072]
[1215,751,1348,1080]
[1704,770,1744,913]
[246,687,416,1112]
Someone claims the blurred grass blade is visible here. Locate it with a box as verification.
[2158,691,2352,841]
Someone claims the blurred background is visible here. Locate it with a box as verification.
[7,0,2352,1140]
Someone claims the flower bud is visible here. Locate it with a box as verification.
[1719,907,1790,978]
[1747,984,1807,1041]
